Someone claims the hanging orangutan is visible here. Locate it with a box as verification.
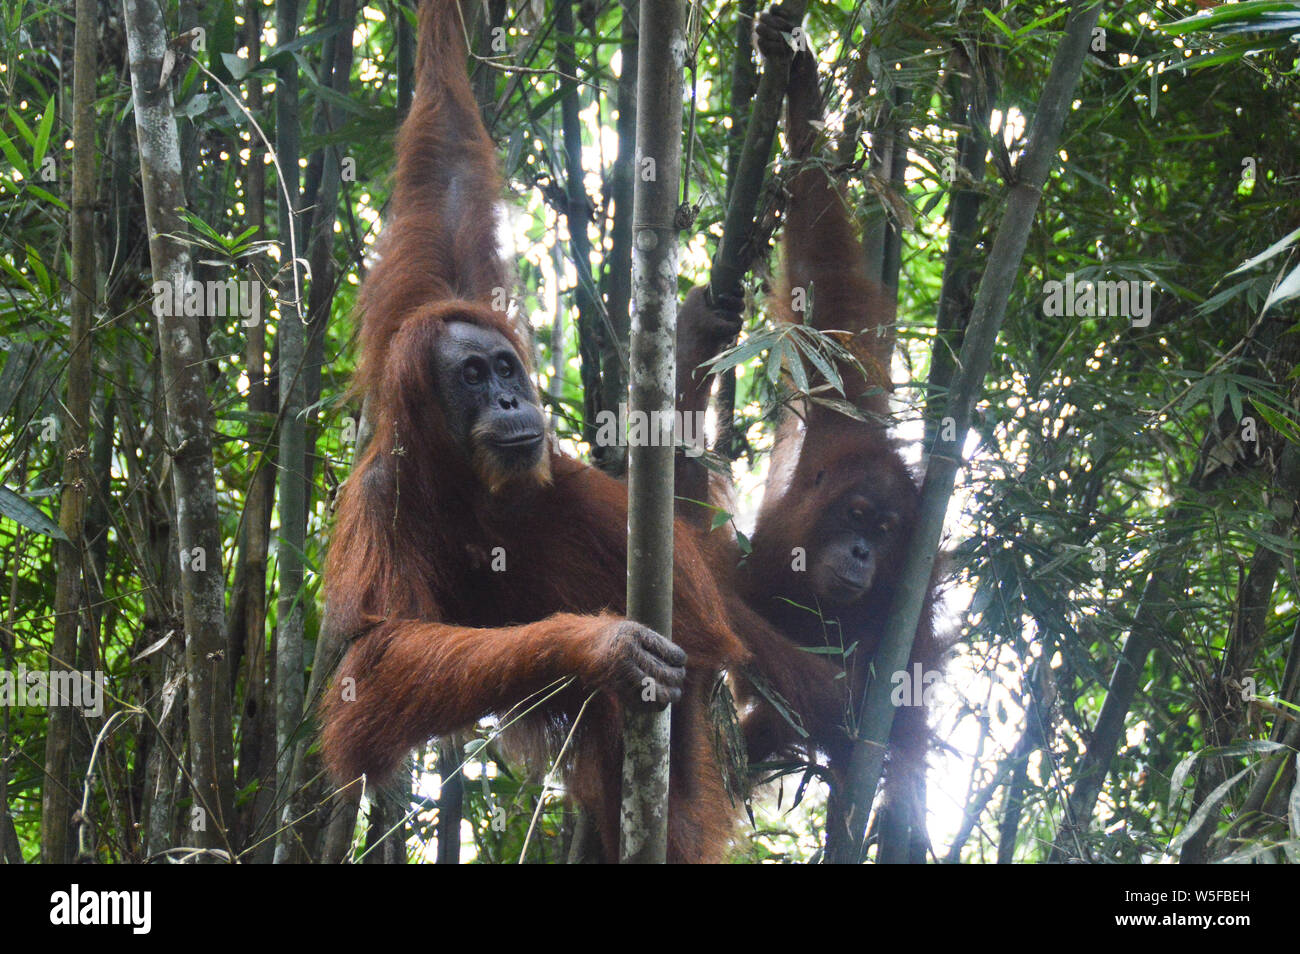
[675,6,944,861]
[318,0,757,863]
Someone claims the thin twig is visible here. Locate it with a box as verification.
[518,690,597,862]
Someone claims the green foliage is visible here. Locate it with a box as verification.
[1,0,1298,865]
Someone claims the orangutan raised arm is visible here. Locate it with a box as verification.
[319,0,749,864]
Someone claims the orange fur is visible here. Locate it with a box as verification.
[676,23,942,858]
[320,0,749,863]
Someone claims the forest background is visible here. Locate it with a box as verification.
[1,0,1299,864]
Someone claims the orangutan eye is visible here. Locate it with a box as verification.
[495,358,513,378]
[462,360,486,385]
[877,513,898,535]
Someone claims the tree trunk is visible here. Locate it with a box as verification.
[709,0,808,304]
[557,0,605,459]
[620,0,685,865]
[280,0,361,862]
[713,0,758,459]
[123,0,236,858]
[229,0,279,862]
[596,0,639,476]
[435,742,463,864]
[829,0,1102,864]
[925,49,994,453]
[272,0,307,865]
[42,0,97,866]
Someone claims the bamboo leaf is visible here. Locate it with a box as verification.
[220,51,251,81]
[33,96,55,164]
[1227,226,1300,276]
[786,339,809,394]
[1163,1,1300,35]
[24,184,67,209]
[7,106,35,147]
[25,244,51,299]
[1263,261,1300,312]
[766,338,788,386]
[0,486,68,541]
[1167,764,1254,857]
[0,128,29,176]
